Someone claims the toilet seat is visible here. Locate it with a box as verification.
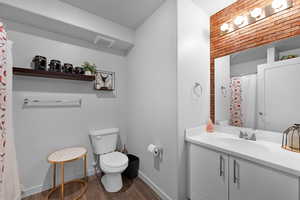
[100,152,128,173]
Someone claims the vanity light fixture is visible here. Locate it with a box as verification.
[234,16,246,27]
[250,8,263,19]
[220,0,292,35]
[272,0,287,10]
[220,23,229,32]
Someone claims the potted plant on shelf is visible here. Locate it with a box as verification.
[82,61,96,75]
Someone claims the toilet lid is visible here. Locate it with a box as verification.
[100,152,128,168]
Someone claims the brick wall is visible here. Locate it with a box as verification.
[210,0,300,121]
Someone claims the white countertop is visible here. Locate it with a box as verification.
[185,126,300,177]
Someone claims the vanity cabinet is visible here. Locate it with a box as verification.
[190,144,228,200]
[228,157,298,200]
[190,144,299,200]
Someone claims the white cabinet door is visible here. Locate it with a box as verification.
[257,58,300,132]
[229,157,299,200]
[190,144,228,200]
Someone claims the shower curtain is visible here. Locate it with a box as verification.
[230,74,257,129]
[0,24,21,200]
[230,77,243,127]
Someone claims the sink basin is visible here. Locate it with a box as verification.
[218,137,269,152]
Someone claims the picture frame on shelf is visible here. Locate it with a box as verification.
[95,70,115,91]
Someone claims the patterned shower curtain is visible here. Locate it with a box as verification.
[0,23,8,184]
[230,77,243,127]
[0,23,20,200]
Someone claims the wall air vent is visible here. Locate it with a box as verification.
[94,35,115,48]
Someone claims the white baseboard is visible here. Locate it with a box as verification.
[23,168,173,200]
[21,168,95,198]
[138,170,173,200]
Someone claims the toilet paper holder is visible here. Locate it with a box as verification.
[147,144,163,159]
[153,146,163,157]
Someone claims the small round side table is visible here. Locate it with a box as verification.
[47,147,88,200]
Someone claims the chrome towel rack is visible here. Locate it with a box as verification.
[23,98,82,107]
[193,82,203,97]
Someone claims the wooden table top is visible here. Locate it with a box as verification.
[48,147,87,164]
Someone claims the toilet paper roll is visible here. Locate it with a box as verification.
[147,144,159,156]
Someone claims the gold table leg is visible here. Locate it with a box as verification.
[61,163,64,200]
[83,154,87,181]
[52,163,56,189]
[47,152,88,200]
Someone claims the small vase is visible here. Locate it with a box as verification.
[206,118,214,133]
[85,71,92,75]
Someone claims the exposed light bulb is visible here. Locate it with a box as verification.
[220,23,229,32]
[272,0,287,10]
[234,16,246,26]
[250,8,262,18]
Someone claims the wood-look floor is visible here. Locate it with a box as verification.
[22,176,161,200]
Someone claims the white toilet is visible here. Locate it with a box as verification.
[89,128,128,192]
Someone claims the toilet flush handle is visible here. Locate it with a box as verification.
[96,136,102,140]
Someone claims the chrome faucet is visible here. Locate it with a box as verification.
[239,131,248,138]
[239,131,256,141]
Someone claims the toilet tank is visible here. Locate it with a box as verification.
[89,128,119,155]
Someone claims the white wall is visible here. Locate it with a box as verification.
[177,0,210,199]
[231,58,266,77]
[10,30,128,196]
[126,0,178,199]
[215,56,230,123]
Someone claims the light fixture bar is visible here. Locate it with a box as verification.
[220,0,292,35]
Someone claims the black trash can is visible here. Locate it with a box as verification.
[123,154,139,179]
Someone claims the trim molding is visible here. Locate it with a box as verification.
[21,168,95,198]
[138,170,173,200]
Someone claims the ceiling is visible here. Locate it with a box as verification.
[60,0,165,29]
[0,3,133,56]
[192,0,236,16]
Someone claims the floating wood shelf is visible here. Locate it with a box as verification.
[13,67,95,81]
[97,88,114,91]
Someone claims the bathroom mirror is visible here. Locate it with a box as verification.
[215,35,300,132]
